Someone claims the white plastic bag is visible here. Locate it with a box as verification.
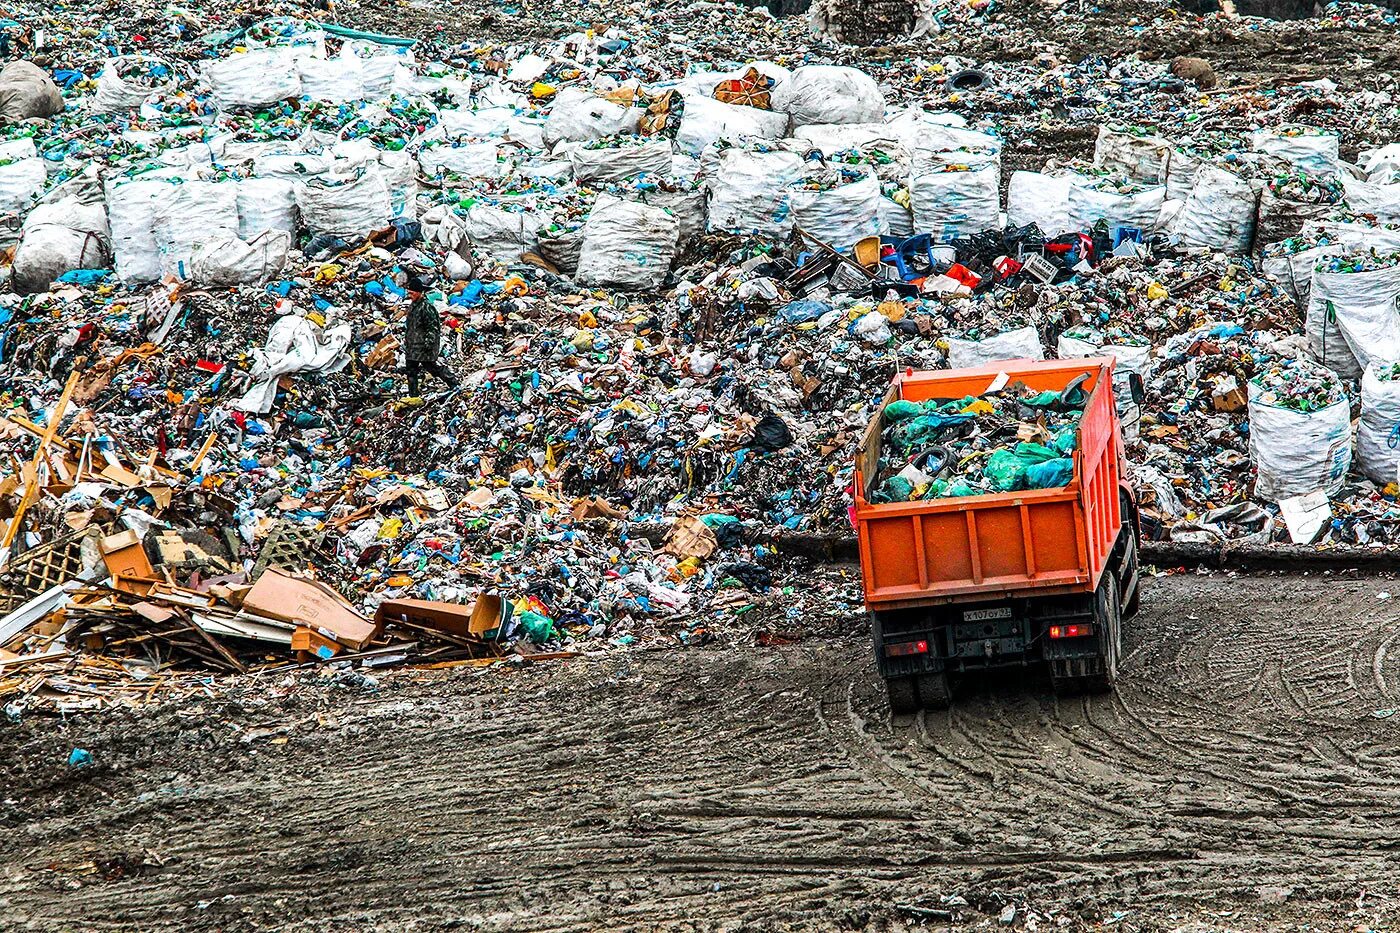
[1360,143,1400,185]
[295,167,392,239]
[1306,261,1400,378]
[675,94,788,157]
[1094,125,1171,184]
[297,55,365,103]
[706,146,805,239]
[576,193,679,289]
[1006,170,1073,236]
[190,230,291,286]
[153,180,241,278]
[784,65,884,128]
[237,176,299,238]
[1171,164,1259,253]
[789,172,884,246]
[1247,378,1351,501]
[910,157,999,242]
[202,49,301,110]
[945,326,1045,369]
[570,139,674,184]
[544,87,641,147]
[11,197,110,293]
[1358,362,1400,484]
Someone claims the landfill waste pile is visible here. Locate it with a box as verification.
[9,0,1400,711]
[870,381,1083,502]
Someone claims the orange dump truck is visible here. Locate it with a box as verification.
[853,358,1141,712]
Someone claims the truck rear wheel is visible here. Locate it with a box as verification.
[1051,574,1121,696]
[886,676,919,714]
[916,672,951,710]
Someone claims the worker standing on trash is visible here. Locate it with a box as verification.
[403,273,460,397]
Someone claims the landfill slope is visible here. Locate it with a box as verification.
[5,572,1400,931]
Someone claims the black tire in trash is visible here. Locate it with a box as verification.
[1051,573,1121,696]
[886,676,919,714]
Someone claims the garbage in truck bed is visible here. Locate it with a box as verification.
[869,376,1086,503]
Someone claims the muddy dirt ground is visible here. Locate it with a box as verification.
[6,571,1400,931]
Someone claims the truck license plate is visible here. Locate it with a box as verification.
[962,607,1013,622]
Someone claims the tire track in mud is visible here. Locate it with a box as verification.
[9,574,1400,930]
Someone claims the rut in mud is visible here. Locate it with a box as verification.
[4,572,1400,931]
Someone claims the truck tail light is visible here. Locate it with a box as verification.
[1048,624,1093,639]
[884,640,929,657]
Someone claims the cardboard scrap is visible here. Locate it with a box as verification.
[663,515,718,560]
[242,568,379,650]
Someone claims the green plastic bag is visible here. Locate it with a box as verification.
[519,610,557,644]
[1025,458,1074,489]
[884,399,923,421]
[878,475,915,502]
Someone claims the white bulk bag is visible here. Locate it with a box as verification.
[675,94,788,157]
[945,326,1045,369]
[438,107,546,149]
[1306,262,1400,378]
[910,157,999,242]
[295,168,392,239]
[1359,362,1400,484]
[392,63,472,106]
[1341,174,1400,223]
[236,176,299,238]
[619,183,707,242]
[106,172,179,284]
[153,180,241,278]
[345,40,414,98]
[570,139,674,184]
[460,203,545,261]
[0,138,46,215]
[1250,127,1340,176]
[1094,125,1171,184]
[1006,170,1073,235]
[1247,377,1351,501]
[789,173,884,247]
[11,198,110,293]
[706,147,805,239]
[1171,164,1259,253]
[202,49,301,110]
[297,55,365,103]
[784,65,884,128]
[1067,179,1166,234]
[190,230,292,286]
[94,55,177,112]
[576,193,679,289]
[419,141,504,178]
[1360,143,1400,185]
[1164,148,1203,203]
[544,88,641,147]
[1357,361,1400,484]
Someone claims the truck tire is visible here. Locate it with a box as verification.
[1051,574,1121,696]
[917,671,951,710]
[1121,530,1141,619]
[886,676,919,714]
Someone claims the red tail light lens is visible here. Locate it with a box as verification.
[1048,624,1093,639]
[884,640,929,657]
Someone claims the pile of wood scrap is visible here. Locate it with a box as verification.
[0,527,528,715]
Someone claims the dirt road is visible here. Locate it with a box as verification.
[5,571,1400,931]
